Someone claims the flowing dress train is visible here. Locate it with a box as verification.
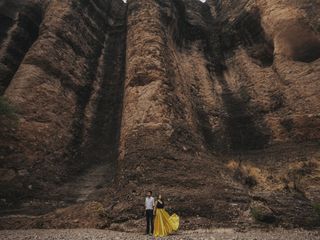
[153,200,179,237]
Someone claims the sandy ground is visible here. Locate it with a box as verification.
[0,228,319,240]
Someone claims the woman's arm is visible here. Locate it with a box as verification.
[153,200,157,215]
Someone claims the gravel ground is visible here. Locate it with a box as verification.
[0,228,319,240]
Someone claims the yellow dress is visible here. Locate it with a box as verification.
[153,208,179,237]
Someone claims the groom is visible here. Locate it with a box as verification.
[145,190,154,235]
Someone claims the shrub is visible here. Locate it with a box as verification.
[245,175,257,188]
[251,206,276,223]
[312,203,320,220]
[0,97,18,129]
[0,96,16,117]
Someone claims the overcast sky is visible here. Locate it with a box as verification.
[122,0,207,3]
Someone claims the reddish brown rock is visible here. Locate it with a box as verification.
[0,0,319,229]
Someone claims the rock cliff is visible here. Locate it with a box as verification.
[0,0,319,229]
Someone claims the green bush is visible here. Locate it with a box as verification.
[312,203,320,219]
[251,206,276,223]
[0,96,16,117]
[251,207,264,221]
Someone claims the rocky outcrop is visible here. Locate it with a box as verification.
[0,0,319,229]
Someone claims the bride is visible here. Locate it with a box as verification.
[153,194,179,237]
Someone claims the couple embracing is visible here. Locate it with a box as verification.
[145,191,180,237]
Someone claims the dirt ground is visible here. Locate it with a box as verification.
[0,228,320,240]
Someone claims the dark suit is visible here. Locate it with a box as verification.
[146,209,154,234]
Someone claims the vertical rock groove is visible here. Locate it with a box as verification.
[81,0,127,177]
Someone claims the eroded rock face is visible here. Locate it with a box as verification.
[0,0,127,203]
[0,0,319,229]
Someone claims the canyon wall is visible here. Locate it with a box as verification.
[0,0,319,229]
[0,0,127,204]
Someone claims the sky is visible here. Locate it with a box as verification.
[122,0,207,3]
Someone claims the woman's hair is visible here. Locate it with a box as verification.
[157,194,164,202]
[155,194,164,209]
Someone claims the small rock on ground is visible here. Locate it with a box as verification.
[0,228,320,240]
